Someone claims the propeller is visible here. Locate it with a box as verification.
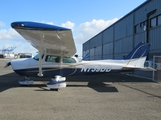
[4,62,11,68]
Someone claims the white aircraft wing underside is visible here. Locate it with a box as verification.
[14,28,76,57]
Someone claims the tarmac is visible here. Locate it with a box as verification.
[0,59,161,120]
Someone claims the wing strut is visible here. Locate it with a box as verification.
[37,35,44,77]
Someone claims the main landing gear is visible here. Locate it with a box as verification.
[18,75,66,91]
[47,75,66,91]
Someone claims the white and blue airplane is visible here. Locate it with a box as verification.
[5,21,155,90]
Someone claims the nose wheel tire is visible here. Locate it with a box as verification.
[19,76,34,86]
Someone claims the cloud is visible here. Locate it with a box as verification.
[0,28,22,42]
[74,18,119,44]
[13,42,37,55]
[0,28,37,55]
[0,21,5,27]
[35,21,54,25]
[41,21,54,25]
[61,21,75,30]
[45,22,54,25]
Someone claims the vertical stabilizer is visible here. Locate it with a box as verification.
[124,42,151,68]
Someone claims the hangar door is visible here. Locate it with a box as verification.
[153,56,161,82]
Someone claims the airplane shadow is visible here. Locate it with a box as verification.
[67,82,118,92]
[0,72,22,92]
[66,73,153,92]
[0,72,153,93]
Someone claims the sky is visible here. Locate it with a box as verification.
[0,0,146,57]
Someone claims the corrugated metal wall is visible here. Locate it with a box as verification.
[83,0,161,59]
[82,0,161,78]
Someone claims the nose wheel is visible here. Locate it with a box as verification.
[19,76,34,85]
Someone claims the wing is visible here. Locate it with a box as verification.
[11,21,76,57]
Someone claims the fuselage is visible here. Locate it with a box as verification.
[8,54,126,78]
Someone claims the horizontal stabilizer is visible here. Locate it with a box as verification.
[139,67,156,71]
[123,66,156,71]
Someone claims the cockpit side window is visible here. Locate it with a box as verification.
[45,55,60,63]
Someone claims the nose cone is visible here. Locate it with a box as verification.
[10,58,30,70]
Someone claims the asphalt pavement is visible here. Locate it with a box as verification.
[0,59,161,120]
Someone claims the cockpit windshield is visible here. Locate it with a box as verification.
[33,54,44,61]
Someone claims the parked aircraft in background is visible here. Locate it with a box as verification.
[4,21,155,91]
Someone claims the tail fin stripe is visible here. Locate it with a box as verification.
[129,43,148,60]
[126,46,147,66]
[124,42,151,68]
[124,42,151,60]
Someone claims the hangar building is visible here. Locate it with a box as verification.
[82,0,161,80]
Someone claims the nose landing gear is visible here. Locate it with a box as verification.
[19,76,34,85]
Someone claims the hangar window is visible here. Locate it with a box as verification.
[158,15,161,26]
[150,17,157,28]
[140,21,146,28]
[134,24,139,33]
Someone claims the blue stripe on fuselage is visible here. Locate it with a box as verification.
[14,67,126,78]
[14,67,77,77]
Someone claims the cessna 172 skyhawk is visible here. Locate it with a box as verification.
[5,21,155,90]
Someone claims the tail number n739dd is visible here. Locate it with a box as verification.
[81,65,112,72]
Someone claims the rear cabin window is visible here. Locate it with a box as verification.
[63,57,76,63]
